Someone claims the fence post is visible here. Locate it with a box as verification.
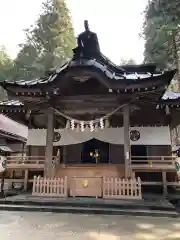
[64,176,68,197]
[137,177,142,198]
[32,176,37,195]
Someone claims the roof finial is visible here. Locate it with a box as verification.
[84,20,89,31]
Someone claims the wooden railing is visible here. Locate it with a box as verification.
[131,156,176,170]
[5,156,59,169]
[6,156,45,169]
[6,156,45,164]
[103,177,142,199]
[32,176,68,197]
[4,155,177,171]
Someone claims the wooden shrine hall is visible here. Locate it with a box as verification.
[0,21,180,199]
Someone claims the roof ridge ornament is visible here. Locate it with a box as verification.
[84,20,89,31]
[73,20,101,59]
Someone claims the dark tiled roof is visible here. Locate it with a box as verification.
[1,25,176,88]
[2,58,175,87]
[0,114,28,141]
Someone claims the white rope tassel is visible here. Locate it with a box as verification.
[80,121,85,131]
[100,118,104,129]
[90,121,94,132]
[70,120,75,130]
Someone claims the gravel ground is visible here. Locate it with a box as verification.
[0,211,180,240]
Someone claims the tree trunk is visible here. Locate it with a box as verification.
[173,33,180,90]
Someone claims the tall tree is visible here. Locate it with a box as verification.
[0,46,14,81]
[0,46,12,99]
[15,0,76,79]
[143,0,180,67]
[14,44,41,80]
[142,0,180,90]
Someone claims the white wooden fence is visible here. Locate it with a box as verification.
[32,176,142,199]
[103,177,142,199]
[32,176,68,197]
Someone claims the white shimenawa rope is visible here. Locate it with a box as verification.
[51,103,127,124]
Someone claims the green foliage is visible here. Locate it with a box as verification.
[14,0,76,79]
[0,46,11,99]
[13,44,42,80]
[143,0,180,68]
[143,0,180,90]
[0,46,14,81]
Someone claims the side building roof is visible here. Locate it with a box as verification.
[0,114,28,142]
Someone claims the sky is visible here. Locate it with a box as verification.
[0,0,148,64]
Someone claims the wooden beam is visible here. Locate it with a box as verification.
[5,86,42,93]
[13,96,46,103]
[123,104,131,178]
[57,94,117,102]
[59,108,120,115]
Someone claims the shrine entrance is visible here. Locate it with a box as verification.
[131,145,162,194]
[81,139,109,164]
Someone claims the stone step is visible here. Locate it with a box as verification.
[0,203,178,218]
[0,196,176,212]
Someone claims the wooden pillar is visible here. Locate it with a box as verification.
[123,104,131,178]
[24,169,28,191]
[63,146,67,164]
[162,171,167,196]
[45,108,54,178]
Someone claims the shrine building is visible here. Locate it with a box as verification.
[0,22,180,199]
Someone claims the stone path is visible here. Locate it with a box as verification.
[0,211,180,240]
